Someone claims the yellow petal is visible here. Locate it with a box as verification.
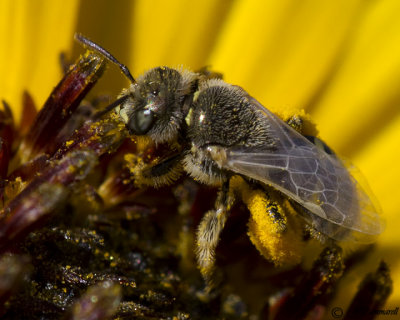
[0,0,79,121]
[129,0,232,73]
[209,0,364,115]
[312,0,400,157]
[353,112,400,303]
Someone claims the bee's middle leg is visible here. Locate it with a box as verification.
[195,179,232,289]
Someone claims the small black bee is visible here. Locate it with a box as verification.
[76,34,383,288]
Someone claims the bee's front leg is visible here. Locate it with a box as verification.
[195,179,233,290]
[133,153,184,188]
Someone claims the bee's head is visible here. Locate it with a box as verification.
[74,35,196,143]
[119,67,192,143]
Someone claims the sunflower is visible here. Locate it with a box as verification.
[0,0,399,318]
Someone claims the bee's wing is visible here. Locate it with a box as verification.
[225,98,383,243]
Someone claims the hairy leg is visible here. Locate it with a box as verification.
[195,180,232,290]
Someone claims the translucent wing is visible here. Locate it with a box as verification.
[225,98,383,243]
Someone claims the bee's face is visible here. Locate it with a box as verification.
[118,67,187,143]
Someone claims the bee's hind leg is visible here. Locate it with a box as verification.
[195,179,233,290]
[231,177,305,267]
[286,115,304,134]
[286,113,319,137]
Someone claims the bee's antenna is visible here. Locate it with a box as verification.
[75,33,136,84]
[92,94,130,120]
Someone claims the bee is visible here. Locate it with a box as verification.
[76,34,383,288]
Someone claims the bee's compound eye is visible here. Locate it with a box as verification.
[128,109,154,135]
